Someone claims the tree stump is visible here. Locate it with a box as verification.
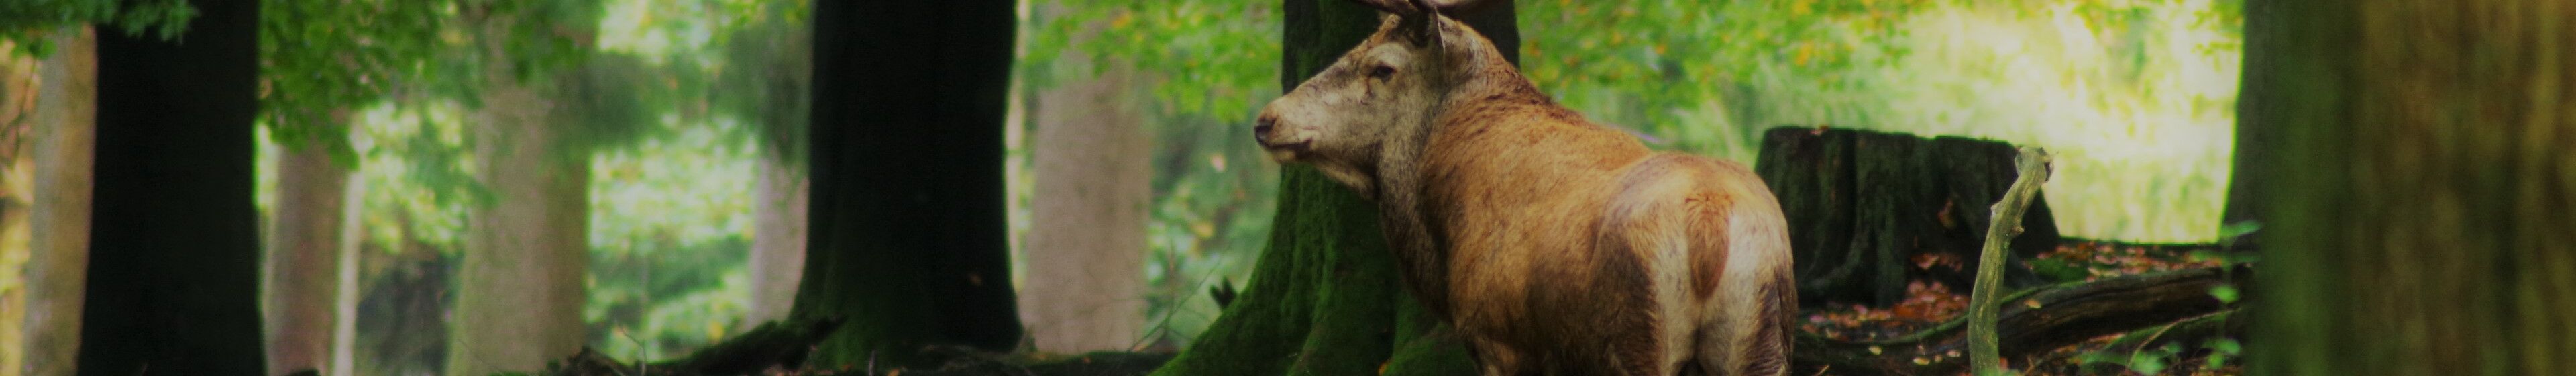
[1754,126,2062,306]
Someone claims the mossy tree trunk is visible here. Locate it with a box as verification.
[788,0,1024,369]
[1146,1,1515,374]
[78,1,267,374]
[2247,0,2576,374]
[2215,0,2282,246]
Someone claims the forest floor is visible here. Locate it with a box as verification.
[559,239,2241,376]
[1801,239,2242,375]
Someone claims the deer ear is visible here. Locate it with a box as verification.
[1409,0,1440,14]
[1411,17,1442,47]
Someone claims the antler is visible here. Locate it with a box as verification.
[1427,0,1503,15]
[1346,0,1421,14]
[1344,0,1505,16]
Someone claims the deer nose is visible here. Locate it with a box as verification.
[1253,114,1279,142]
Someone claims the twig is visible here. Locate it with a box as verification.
[1967,147,2051,375]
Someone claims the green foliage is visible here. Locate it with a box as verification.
[2077,341,2178,374]
[2206,284,2238,304]
[592,0,808,162]
[2203,337,2240,369]
[1519,0,1936,154]
[549,52,658,154]
[1023,1,1280,123]
[1,0,194,58]
[256,0,449,162]
[1490,0,2247,242]
[347,102,485,252]
[464,0,611,84]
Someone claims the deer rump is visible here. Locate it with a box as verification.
[1251,1,1798,375]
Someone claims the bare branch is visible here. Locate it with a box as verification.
[1966,147,2053,374]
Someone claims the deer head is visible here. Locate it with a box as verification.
[1252,0,1502,198]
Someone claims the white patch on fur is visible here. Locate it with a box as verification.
[1706,197,1792,375]
[1629,176,1701,375]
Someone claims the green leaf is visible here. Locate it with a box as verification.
[2208,338,2242,355]
[2028,258,2090,283]
[2219,220,2262,238]
[2208,284,2239,303]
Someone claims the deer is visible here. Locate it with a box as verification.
[1250,1,1796,375]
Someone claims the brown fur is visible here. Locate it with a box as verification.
[1255,6,1796,376]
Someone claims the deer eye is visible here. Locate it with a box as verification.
[1367,65,1397,80]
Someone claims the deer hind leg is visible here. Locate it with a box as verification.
[1693,242,1796,376]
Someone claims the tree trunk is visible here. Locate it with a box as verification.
[790,1,1024,369]
[446,24,592,375]
[2216,0,2282,247]
[736,6,812,329]
[743,155,806,326]
[1148,1,1515,374]
[265,120,353,375]
[2247,1,2576,374]
[1019,54,1150,354]
[78,1,267,374]
[328,175,365,376]
[18,25,92,376]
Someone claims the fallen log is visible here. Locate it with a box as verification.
[1792,265,2248,375]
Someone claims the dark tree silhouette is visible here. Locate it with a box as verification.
[789,0,1025,369]
[78,0,266,374]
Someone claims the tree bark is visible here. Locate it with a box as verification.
[790,1,1024,369]
[1148,1,1515,374]
[2216,0,2282,246]
[265,118,353,375]
[78,0,267,373]
[743,154,806,326]
[2247,1,2576,374]
[447,21,592,375]
[1019,54,1150,354]
[15,25,92,376]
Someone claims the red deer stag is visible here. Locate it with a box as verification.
[1252,1,1796,375]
